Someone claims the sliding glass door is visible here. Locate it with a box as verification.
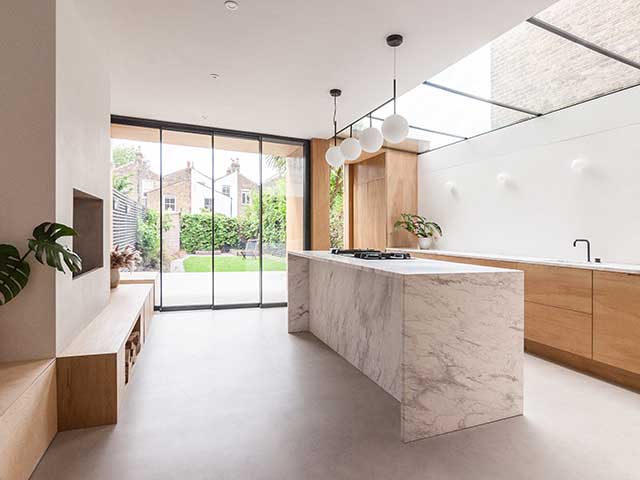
[161,130,214,308]
[213,135,261,307]
[110,118,308,310]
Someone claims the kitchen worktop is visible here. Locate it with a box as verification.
[387,248,640,275]
[288,250,516,278]
[288,251,524,442]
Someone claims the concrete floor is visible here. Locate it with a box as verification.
[34,308,640,480]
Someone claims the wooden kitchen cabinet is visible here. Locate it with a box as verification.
[525,301,592,358]
[410,253,518,270]
[593,271,640,374]
[518,263,592,314]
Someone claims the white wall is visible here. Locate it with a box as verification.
[55,0,111,354]
[419,86,640,265]
[0,0,57,361]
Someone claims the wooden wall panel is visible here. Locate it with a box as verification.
[352,154,386,250]
[385,150,417,248]
[593,271,640,374]
[310,138,330,250]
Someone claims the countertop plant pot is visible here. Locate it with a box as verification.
[418,237,434,250]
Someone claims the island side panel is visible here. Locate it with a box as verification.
[308,259,403,400]
[288,254,310,333]
[401,271,524,442]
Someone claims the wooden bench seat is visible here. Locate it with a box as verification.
[0,359,56,480]
[57,284,153,431]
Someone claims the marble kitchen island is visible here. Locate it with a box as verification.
[288,251,524,442]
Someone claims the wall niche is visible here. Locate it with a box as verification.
[72,189,104,277]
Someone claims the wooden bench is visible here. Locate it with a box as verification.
[120,271,159,307]
[0,359,56,480]
[57,284,153,431]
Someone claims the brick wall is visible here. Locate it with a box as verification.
[490,0,640,125]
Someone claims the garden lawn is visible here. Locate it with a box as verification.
[183,255,286,273]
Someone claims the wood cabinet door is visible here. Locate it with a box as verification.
[525,301,592,358]
[518,263,592,314]
[593,271,640,374]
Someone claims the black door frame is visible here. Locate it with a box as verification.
[111,115,311,311]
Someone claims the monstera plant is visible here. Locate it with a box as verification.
[0,222,82,305]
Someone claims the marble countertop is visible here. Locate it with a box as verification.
[387,248,640,275]
[289,250,518,277]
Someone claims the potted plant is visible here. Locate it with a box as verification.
[110,245,141,288]
[394,213,442,250]
[0,222,81,305]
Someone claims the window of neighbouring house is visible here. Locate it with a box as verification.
[204,197,212,210]
[141,179,155,194]
[241,189,251,205]
[221,184,230,196]
[164,195,176,212]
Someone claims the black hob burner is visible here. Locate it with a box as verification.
[330,249,411,260]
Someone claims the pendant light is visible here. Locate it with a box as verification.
[381,34,409,144]
[359,114,384,153]
[340,126,362,161]
[325,89,345,169]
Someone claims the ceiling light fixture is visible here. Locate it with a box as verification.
[209,73,220,79]
[381,34,409,144]
[340,126,362,162]
[325,89,345,169]
[224,0,239,11]
[359,114,384,153]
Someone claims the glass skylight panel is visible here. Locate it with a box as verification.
[374,83,533,139]
[406,127,461,151]
[536,0,640,64]
[427,21,640,114]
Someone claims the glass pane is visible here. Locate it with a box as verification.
[161,130,213,307]
[261,140,305,304]
[429,21,640,114]
[110,124,161,307]
[536,0,640,64]
[406,127,462,151]
[213,135,261,306]
[374,84,533,138]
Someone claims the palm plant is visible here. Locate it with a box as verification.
[394,213,442,239]
[0,222,82,305]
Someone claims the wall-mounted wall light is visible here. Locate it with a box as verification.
[444,180,457,195]
[497,172,511,186]
[571,157,588,173]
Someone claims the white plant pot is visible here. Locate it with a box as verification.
[418,237,434,250]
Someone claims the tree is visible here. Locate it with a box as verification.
[112,145,140,167]
[329,167,343,248]
[113,173,133,194]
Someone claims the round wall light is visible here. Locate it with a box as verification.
[497,172,511,186]
[444,180,457,194]
[571,157,588,173]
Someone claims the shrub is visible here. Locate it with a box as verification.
[137,209,160,269]
[181,213,239,253]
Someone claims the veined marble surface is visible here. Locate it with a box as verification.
[289,250,516,278]
[402,272,524,442]
[287,251,524,443]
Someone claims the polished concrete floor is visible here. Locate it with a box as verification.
[34,308,640,480]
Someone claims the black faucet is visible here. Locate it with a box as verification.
[573,239,591,262]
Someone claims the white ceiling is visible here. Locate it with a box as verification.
[104,0,557,139]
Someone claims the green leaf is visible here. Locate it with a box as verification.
[28,222,82,274]
[0,244,31,305]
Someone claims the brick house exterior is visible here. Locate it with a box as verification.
[112,151,159,206]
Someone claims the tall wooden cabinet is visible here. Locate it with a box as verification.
[345,150,417,250]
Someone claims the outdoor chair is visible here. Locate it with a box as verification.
[238,239,259,259]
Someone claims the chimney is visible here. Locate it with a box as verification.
[226,158,240,175]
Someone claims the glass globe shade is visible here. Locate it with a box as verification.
[325,146,345,168]
[359,127,383,153]
[382,114,409,144]
[340,137,362,161]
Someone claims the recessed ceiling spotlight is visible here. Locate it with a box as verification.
[209,73,219,79]
[224,0,239,11]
